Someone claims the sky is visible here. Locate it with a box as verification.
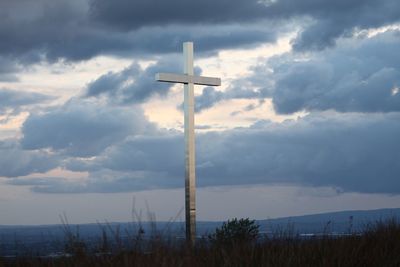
[1,0,400,225]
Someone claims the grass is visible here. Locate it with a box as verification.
[1,218,399,267]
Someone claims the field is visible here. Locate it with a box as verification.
[1,218,399,267]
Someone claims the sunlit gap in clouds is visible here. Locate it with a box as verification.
[143,33,305,132]
[353,23,400,38]
[392,86,399,96]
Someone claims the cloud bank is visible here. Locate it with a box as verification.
[1,0,400,200]
[1,0,399,66]
[21,99,155,157]
[13,112,400,194]
[195,30,400,114]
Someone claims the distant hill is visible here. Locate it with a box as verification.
[1,208,399,256]
[257,208,400,235]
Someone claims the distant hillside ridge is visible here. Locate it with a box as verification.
[257,208,400,234]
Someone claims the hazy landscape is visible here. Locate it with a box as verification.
[2,0,400,265]
[1,208,399,258]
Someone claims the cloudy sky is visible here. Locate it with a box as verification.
[1,0,400,225]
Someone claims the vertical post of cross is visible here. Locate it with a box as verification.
[183,42,196,245]
[155,42,221,245]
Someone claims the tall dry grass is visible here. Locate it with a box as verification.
[1,217,399,267]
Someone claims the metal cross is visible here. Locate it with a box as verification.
[155,42,221,244]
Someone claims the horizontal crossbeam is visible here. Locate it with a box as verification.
[156,73,221,86]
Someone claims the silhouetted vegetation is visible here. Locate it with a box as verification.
[208,217,259,247]
[1,218,400,266]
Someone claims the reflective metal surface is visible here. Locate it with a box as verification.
[155,42,221,245]
[156,73,221,86]
[183,42,196,245]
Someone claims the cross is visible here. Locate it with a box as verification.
[155,42,221,244]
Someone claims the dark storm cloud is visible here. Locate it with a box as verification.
[0,140,58,177]
[5,0,399,64]
[201,30,400,114]
[90,0,400,51]
[252,0,400,51]
[100,135,183,175]
[177,87,226,113]
[176,84,261,113]
[195,113,400,194]
[0,0,278,63]
[21,98,155,157]
[36,23,276,62]
[63,132,183,175]
[0,57,20,82]
[192,85,261,113]
[10,170,178,193]
[25,112,400,194]
[270,31,400,114]
[0,88,53,115]
[112,112,400,194]
[0,0,90,61]
[86,57,184,104]
[194,87,224,112]
[88,0,271,30]
[228,105,265,117]
[4,0,400,195]
[286,0,400,51]
[86,64,142,98]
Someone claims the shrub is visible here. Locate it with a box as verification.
[208,218,260,247]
